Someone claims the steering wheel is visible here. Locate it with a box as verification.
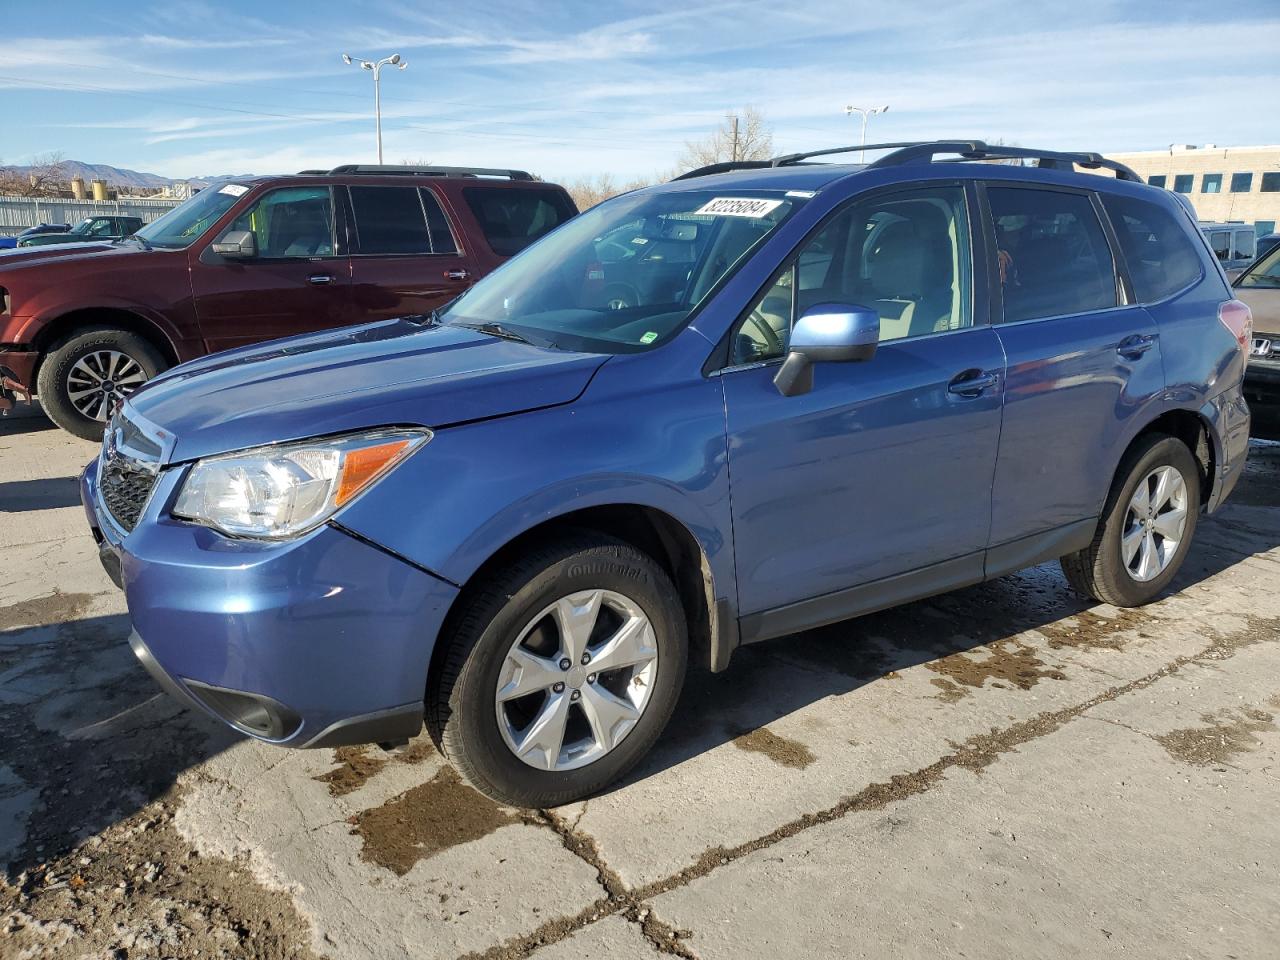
[742,306,784,357]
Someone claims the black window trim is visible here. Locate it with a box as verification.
[976,179,1130,327]
[345,183,440,259]
[418,186,463,256]
[211,184,340,263]
[706,178,987,376]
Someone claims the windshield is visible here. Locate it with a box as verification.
[69,219,93,235]
[1239,243,1280,288]
[442,188,802,352]
[134,183,250,249]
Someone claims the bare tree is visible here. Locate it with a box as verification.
[676,108,773,174]
[563,173,653,211]
[0,152,68,197]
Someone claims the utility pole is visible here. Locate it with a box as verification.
[728,114,740,163]
[342,52,408,164]
[845,104,890,148]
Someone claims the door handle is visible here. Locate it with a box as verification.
[444,268,471,281]
[947,369,999,397]
[1117,333,1157,359]
[308,274,333,285]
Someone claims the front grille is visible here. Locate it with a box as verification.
[100,457,156,531]
[98,409,162,532]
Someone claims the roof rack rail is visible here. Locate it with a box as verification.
[865,141,1144,182]
[770,142,928,166]
[672,140,1144,183]
[670,160,772,181]
[325,164,534,180]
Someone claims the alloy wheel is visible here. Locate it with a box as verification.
[1121,465,1188,582]
[66,350,149,421]
[495,589,659,772]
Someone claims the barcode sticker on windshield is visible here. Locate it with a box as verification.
[694,197,784,218]
[218,184,249,197]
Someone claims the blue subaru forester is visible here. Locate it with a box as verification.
[82,141,1252,806]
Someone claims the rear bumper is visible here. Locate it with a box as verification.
[81,458,459,748]
[0,349,37,392]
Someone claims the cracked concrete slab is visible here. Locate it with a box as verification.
[649,708,1280,959]
[3,402,1280,959]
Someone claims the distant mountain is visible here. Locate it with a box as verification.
[3,160,253,191]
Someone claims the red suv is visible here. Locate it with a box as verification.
[0,165,577,438]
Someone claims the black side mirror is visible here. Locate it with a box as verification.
[774,302,880,397]
[211,230,257,259]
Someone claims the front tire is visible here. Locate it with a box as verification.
[37,326,166,440]
[1060,434,1200,606]
[427,534,687,807]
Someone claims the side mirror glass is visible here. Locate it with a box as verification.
[211,230,257,259]
[774,302,879,397]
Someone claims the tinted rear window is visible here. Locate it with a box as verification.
[462,187,575,256]
[1101,194,1203,302]
[349,185,431,254]
[987,187,1118,322]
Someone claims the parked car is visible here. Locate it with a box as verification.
[0,165,577,438]
[0,223,71,250]
[1255,233,1280,261]
[1233,242,1280,438]
[1199,221,1256,278]
[81,140,1251,806]
[18,216,144,247]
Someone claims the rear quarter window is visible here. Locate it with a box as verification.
[462,187,575,257]
[1100,194,1203,302]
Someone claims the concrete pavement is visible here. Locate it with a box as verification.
[2,399,1278,959]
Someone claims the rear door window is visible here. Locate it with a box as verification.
[986,187,1118,323]
[462,187,575,256]
[1100,194,1203,301]
[1209,231,1231,263]
[349,185,432,255]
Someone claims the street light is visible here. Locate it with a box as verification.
[845,104,890,148]
[342,52,408,164]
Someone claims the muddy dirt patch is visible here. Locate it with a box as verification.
[926,640,1066,701]
[732,726,816,769]
[353,766,522,875]
[1037,608,1151,651]
[1155,708,1276,766]
[1,801,321,960]
[0,592,96,631]
[315,737,436,798]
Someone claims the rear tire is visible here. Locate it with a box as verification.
[427,534,687,807]
[1060,434,1200,606]
[37,326,166,440]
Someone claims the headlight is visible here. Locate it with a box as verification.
[172,429,430,539]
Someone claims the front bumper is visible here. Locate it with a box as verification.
[1244,360,1280,440]
[0,349,37,393]
[81,458,459,748]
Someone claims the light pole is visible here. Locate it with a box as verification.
[845,104,890,148]
[342,52,408,164]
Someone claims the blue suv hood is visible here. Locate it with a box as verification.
[127,318,609,462]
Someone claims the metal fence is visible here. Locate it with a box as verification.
[0,195,183,237]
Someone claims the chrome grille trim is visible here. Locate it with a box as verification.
[98,406,164,533]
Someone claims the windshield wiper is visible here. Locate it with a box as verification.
[456,320,535,345]
[123,234,152,250]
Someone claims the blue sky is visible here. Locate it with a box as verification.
[2,0,1278,182]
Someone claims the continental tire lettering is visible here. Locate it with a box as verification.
[567,562,645,582]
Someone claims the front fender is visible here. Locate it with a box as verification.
[336,369,736,617]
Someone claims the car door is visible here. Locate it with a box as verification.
[721,182,1006,629]
[981,182,1164,557]
[345,184,479,321]
[190,185,353,352]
